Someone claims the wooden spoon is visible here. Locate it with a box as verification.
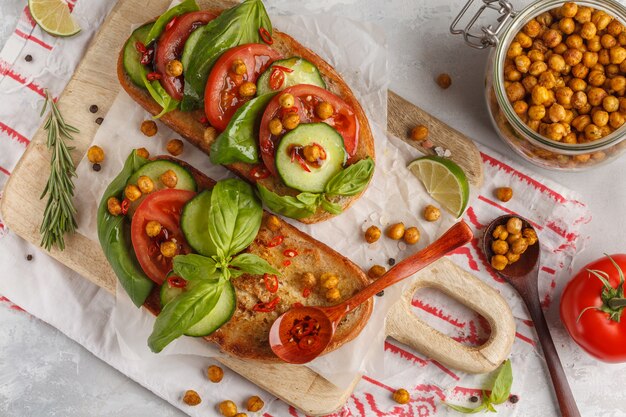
[269,221,474,364]
[483,215,580,417]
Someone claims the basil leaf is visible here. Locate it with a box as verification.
[320,196,343,215]
[143,77,179,118]
[324,158,375,196]
[173,254,219,281]
[257,184,320,219]
[181,0,272,109]
[97,151,153,307]
[489,360,513,405]
[210,93,276,165]
[148,279,223,352]
[144,0,199,45]
[230,253,278,277]
[445,403,487,414]
[208,179,262,259]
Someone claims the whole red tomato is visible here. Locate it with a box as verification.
[560,254,626,362]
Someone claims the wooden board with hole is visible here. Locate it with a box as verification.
[0,0,495,415]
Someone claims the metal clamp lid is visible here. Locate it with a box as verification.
[450,0,517,49]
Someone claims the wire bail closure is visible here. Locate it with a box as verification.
[450,0,517,49]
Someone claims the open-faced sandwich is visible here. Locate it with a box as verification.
[118,0,375,223]
[98,151,372,360]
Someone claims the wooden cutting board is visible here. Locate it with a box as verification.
[0,0,507,415]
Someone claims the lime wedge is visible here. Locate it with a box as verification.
[408,156,470,218]
[29,0,81,37]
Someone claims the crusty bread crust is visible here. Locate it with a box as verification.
[143,156,373,361]
[117,6,375,224]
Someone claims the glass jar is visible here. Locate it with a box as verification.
[452,0,626,171]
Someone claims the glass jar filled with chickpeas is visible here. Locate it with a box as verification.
[453,0,626,170]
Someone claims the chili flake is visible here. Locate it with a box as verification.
[147,72,162,81]
[283,249,298,258]
[167,276,187,288]
[253,296,281,313]
[250,164,271,181]
[283,260,291,267]
[120,198,130,215]
[266,235,284,248]
[302,288,311,298]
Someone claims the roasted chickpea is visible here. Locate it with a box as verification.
[320,272,339,289]
[365,225,381,243]
[620,97,626,113]
[524,20,542,38]
[559,17,576,35]
[601,34,618,49]
[282,113,300,130]
[546,122,567,140]
[182,390,201,406]
[555,87,573,106]
[160,169,178,188]
[573,153,592,163]
[505,82,525,102]
[160,240,178,258]
[238,81,257,97]
[610,111,625,129]
[219,400,238,417]
[532,85,551,105]
[368,265,386,279]
[608,19,624,37]
[268,118,283,136]
[506,252,521,264]
[588,70,606,87]
[538,71,557,89]
[279,93,295,109]
[513,100,529,116]
[516,32,533,48]
[436,73,452,89]
[301,272,316,288]
[571,91,588,109]
[124,184,141,202]
[136,147,150,159]
[566,34,584,50]
[563,131,577,143]
[510,238,529,255]
[572,114,591,132]
[491,255,508,271]
[587,87,608,106]
[529,61,548,76]
[515,55,531,73]
[326,287,341,302]
[207,365,224,383]
[140,120,158,137]
[423,205,441,222]
[495,187,513,202]
[528,105,546,120]
[505,65,522,82]
[522,228,539,245]
[246,396,264,412]
[386,223,405,240]
[266,215,281,232]
[411,125,429,141]
[137,175,154,194]
[231,59,247,75]
[607,64,620,77]
[561,2,578,18]
[592,110,609,127]
[506,217,523,234]
[580,22,597,40]
[548,103,566,122]
[610,46,626,64]
[542,29,562,48]
[537,11,552,26]
[528,49,545,62]
[403,227,420,245]
[492,240,509,255]
[492,225,509,241]
[592,10,612,31]
[563,48,583,66]
[507,233,522,245]
[302,144,323,162]
[523,75,539,93]
[571,63,588,79]
[107,197,122,216]
[87,145,105,164]
[166,139,184,156]
[575,6,592,24]
[315,101,334,119]
[166,59,183,77]
[392,388,410,405]
[584,123,603,140]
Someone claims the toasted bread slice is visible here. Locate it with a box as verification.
[143,156,373,361]
[117,3,375,224]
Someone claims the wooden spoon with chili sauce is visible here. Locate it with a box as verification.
[483,215,580,417]
[269,221,473,364]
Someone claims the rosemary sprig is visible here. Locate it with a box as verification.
[39,90,79,251]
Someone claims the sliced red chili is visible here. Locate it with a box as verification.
[298,335,318,350]
[253,296,281,313]
[302,287,311,298]
[250,164,271,181]
[140,49,154,65]
[135,41,147,54]
[165,16,177,31]
[273,65,294,74]
[283,260,291,267]
[167,276,187,288]
[269,68,285,90]
[281,106,298,117]
[121,198,130,215]
[292,150,311,172]
[259,27,273,45]
[283,249,298,258]
[147,72,162,81]
[263,273,279,293]
[266,235,284,248]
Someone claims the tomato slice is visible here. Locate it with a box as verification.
[204,43,282,131]
[155,11,217,101]
[131,189,196,285]
[259,84,359,177]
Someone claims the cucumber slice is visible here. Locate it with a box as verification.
[123,23,154,88]
[160,280,237,337]
[180,190,217,256]
[257,57,326,96]
[128,160,197,192]
[275,123,347,193]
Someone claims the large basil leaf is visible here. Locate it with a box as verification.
[144,0,199,46]
[173,254,219,281]
[257,185,320,219]
[489,360,513,405]
[208,179,262,258]
[229,253,278,278]
[143,77,179,118]
[181,0,272,110]
[148,279,223,352]
[97,151,153,307]
[210,93,276,165]
[320,197,343,215]
[324,157,375,196]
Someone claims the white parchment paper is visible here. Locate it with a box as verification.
[73,13,456,389]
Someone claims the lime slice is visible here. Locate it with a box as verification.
[28,0,81,37]
[408,156,470,218]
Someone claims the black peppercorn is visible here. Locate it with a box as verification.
[95,117,104,125]
[92,163,102,172]
[89,104,98,113]
[26,254,33,261]
[25,54,33,62]
[376,290,384,297]
[388,258,396,266]
[469,396,479,403]
[509,395,519,404]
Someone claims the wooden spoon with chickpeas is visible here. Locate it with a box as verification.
[483,215,580,417]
